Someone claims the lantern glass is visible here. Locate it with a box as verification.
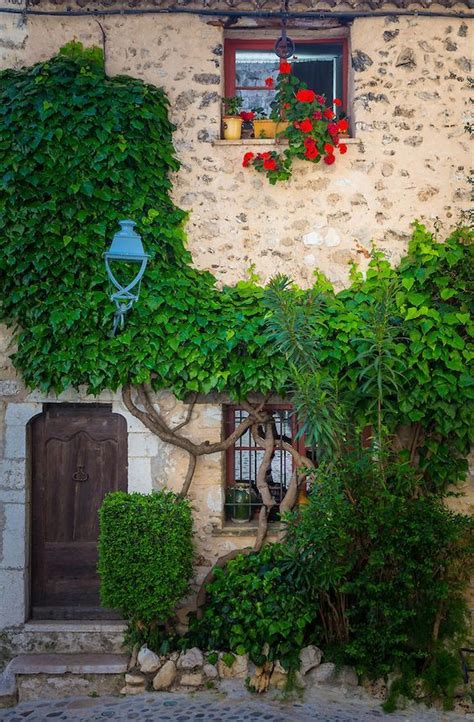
[104,220,149,335]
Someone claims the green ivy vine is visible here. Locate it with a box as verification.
[0,43,472,490]
[0,42,286,399]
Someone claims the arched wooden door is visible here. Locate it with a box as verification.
[30,404,127,619]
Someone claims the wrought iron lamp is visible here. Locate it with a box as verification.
[104,219,149,335]
[274,0,295,59]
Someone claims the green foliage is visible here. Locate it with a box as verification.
[98,490,193,630]
[265,225,474,490]
[282,450,473,682]
[0,43,286,400]
[185,544,318,670]
[0,45,472,495]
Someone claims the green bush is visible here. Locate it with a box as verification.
[186,544,317,670]
[283,451,474,681]
[98,491,193,633]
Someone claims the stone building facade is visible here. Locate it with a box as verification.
[0,0,472,655]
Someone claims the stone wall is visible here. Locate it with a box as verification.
[0,7,472,641]
[0,11,471,289]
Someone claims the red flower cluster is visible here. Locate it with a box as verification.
[240,111,255,122]
[323,108,334,120]
[296,89,316,103]
[279,61,292,74]
[304,137,319,160]
[338,118,349,133]
[299,118,313,133]
[265,77,274,88]
[242,152,254,167]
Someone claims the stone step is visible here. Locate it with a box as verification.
[1,653,129,706]
[3,620,126,659]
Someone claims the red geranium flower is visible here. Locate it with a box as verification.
[279,61,292,74]
[305,145,319,160]
[324,143,334,154]
[284,102,291,109]
[296,89,316,103]
[242,152,254,167]
[240,111,255,122]
[338,119,349,132]
[312,110,322,121]
[299,118,313,133]
[316,94,326,104]
[323,108,335,120]
[265,77,274,88]
[304,137,315,148]
[327,122,338,136]
[263,158,277,171]
[334,98,343,107]
[339,143,348,154]
[324,154,335,165]
[260,152,271,159]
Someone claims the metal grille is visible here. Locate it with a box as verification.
[225,406,298,521]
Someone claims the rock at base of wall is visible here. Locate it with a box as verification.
[152,661,177,691]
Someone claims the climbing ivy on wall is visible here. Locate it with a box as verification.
[0,42,287,399]
[0,43,472,491]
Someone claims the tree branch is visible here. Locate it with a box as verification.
[173,392,198,431]
[179,453,197,499]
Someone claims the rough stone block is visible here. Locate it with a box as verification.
[177,647,203,670]
[137,645,161,673]
[0,381,20,397]
[180,672,203,686]
[152,660,177,690]
[299,645,323,675]
[4,427,26,460]
[0,502,26,569]
[0,570,25,627]
[5,403,40,427]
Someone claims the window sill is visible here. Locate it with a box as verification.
[212,521,281,537]
[213,137,358,146]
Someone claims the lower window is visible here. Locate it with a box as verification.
[224,405,307,523]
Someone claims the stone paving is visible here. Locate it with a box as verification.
[0,689,471,722]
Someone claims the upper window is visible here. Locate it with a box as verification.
[225,38,348,118]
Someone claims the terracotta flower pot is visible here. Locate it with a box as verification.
[222,116,243,140]
[253,119,276,139]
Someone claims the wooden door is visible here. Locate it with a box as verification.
[30,404,127,619]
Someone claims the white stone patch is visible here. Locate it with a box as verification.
[302,231,324,246]
[201,405,222,427]
[324,228,342,247]
[206,486,224,513]
[127,457,153,494]
[128,433,159,458]
[304,254,316,266]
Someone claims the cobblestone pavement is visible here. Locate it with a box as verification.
[0,689,470,722]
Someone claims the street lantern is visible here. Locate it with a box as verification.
[104,219,149,335]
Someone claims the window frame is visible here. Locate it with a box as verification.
[224,403,307,489]
[224,37,349,113]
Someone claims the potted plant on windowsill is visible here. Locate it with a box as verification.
[240,110,255,139]
[222,96,244,140]
[242,60,349,183]
[252,107,277,139]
